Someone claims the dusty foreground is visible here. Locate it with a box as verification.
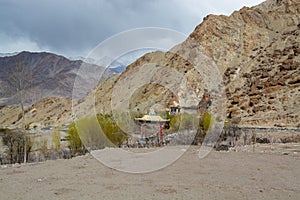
[0,145,300,200]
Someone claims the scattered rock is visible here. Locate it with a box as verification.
[256,137,270,144]
[216,144,229,151]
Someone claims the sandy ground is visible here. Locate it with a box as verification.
[0,145,299,200]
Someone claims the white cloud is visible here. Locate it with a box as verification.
[200,0,265,15]
[0,32,45,53]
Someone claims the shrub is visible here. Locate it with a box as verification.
[25,122,31,130]
[53,131,61,151]
[192,112,214,145]
[169,113,199,132]
[169,114,181,132]
[203,113,213,131]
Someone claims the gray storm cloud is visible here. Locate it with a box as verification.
[0,0,264,57]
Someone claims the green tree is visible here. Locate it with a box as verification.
[66,123,85,155]
[66,114,128,153]
[97,114,128,147]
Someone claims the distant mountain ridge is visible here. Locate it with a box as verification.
[0,51,116,106]
[0,52,19,57]
[68,48,158,73]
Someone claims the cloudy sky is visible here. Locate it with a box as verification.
[0,0,264,58]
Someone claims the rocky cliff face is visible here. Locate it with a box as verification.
[215,0,299,127]
[88,0,299,127]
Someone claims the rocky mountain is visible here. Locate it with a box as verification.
[0,51,116,106]
[188,0,300,127]
[80,0,299,128]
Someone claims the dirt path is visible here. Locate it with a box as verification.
[0,146,299,200]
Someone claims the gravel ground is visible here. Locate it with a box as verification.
[0,145,299,200]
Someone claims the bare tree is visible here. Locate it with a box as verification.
[2,129,33,164]
[2,58,33,163]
